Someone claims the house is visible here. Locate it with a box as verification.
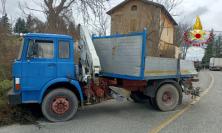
[107,0,179,58]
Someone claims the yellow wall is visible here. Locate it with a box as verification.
[158,11,179,58]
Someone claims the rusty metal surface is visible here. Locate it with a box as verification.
[122,80,147,91]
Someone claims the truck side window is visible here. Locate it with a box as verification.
[27,40,54,59]
[59,41,70,59]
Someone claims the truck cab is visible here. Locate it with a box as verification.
[9,33,84,121]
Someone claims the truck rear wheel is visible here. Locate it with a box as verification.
[155,84,179,112]
[42,88,78,122]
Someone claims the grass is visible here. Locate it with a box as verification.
[0,80,12,96]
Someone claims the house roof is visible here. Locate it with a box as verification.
[107,0,178,26]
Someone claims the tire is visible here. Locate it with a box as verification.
[42,88,78,122]
[155,84,179,112]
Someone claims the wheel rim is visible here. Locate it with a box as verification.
[162,91,173,105]
[51,97,70,115]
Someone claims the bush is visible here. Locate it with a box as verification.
[0,80,12,97]
[0,64,12,81]
[0,80,12,107]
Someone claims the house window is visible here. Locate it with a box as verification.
[131,5,137,11]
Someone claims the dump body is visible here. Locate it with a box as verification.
[93,32,145,79]
[93,30,197,80]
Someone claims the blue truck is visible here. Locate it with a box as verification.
[8,26,199,122]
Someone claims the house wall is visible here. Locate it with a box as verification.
[110,0,160,57]
[159,11,179,58]
[110,0,178,58]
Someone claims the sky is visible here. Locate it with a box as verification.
[3,0,221,31]
[2,0,222,60]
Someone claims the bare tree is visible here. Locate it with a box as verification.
[0,0,8,35]
[144,7,162,56]
[0,0,6,16]
[174,23,192,59]
[20,0,108,34]
[146,0,183,57]
[88,8,109,35]
[152,0,183,13]
[74,0,110,35]
[41,0,74,33]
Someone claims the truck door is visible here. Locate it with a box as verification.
[57,40,75,79]
[22,38,57,99]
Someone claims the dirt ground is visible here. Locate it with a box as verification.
[0,103,42,127]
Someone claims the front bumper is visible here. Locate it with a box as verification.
[8,89,21,106]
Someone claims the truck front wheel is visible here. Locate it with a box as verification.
[155,84,179,112]
[42,88,78,122]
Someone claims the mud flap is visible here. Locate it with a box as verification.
[8,89,21,106]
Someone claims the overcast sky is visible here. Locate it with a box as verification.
[3,0,222,31]
[2,0,221,60]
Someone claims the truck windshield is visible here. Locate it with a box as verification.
[17,39,24,60]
